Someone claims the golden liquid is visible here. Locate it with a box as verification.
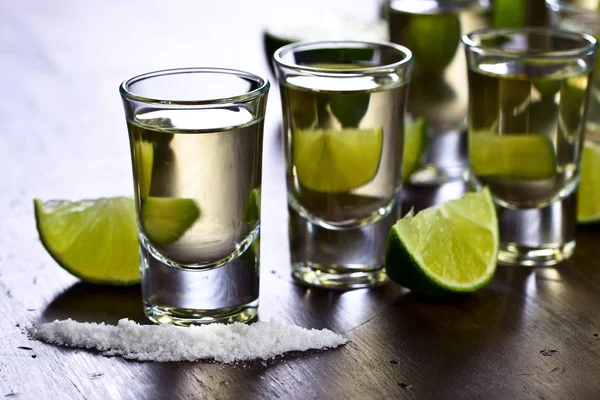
[128,107,263,265]
[467,60,591,208]
[280,65,408,227]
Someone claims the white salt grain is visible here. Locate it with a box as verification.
[27,319,348,363]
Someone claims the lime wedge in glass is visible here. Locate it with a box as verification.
[578,141,600,224]
[34,197,140,285]
[293,127,383,193]
[469,133,556,180]
[402,117,428,183]
[141,197,200,245]
[385,188,498,295]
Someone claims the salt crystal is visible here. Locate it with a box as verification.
[27,319,348,363]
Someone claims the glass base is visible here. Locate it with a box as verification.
[498,240,576,267]
[495,191,577,267]
[140,234,260,326]
[292,262,387,289]
[288,202,397,290]
[144,301,258,326]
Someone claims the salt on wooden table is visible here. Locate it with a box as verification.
[28,318,348,363]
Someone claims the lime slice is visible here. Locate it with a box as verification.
[34,197,140,285]
[402,117,428,183]
[385,188,499,295]
[577,141,600,224]
[409,13,461,75]
[141,197,200,245]
[469,133,556,179]
[293,127,383,193]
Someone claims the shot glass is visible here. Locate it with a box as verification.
[387,0,491,184]
[119,68,269,325]
[273,41,413,289]
[463,28,597,266]
[547,0,600,141]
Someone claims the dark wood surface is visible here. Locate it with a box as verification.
[2,1,600,399]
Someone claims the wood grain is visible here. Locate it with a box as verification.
[1,1,600,399]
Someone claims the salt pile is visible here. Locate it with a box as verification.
[27,319,348,363]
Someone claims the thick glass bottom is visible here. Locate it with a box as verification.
[498,240,576,267]
[140,234,260,326]
[144,300,258,326]
[292,262,387,289]
[288,202,397,290]
[495,192,577,267]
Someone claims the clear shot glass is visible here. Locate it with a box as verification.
[120,68,269,325]
[274,40,413,288]
[463,28,597,266]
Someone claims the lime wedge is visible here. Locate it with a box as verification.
[385,188,499,295]
[409,13,461,75]
[469,133,556,179]
[402,117,428,183]
[577,141,600,224]
[34,197,140,285]
[141,197,200,245]
[293,127,383,193]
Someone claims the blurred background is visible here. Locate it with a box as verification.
[0,0,550,294]
[0,0,548,201]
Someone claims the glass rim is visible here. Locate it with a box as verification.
[545,0,598,13]
[273,40,413,75]
[388,0,490,14]
[119,67,270,106]
[462,27,598,59]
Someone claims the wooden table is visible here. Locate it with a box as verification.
[1,1,599,398]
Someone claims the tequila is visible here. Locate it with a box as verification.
[128,107,262,264]
[280,66,407,228]
[467,63,590,208]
